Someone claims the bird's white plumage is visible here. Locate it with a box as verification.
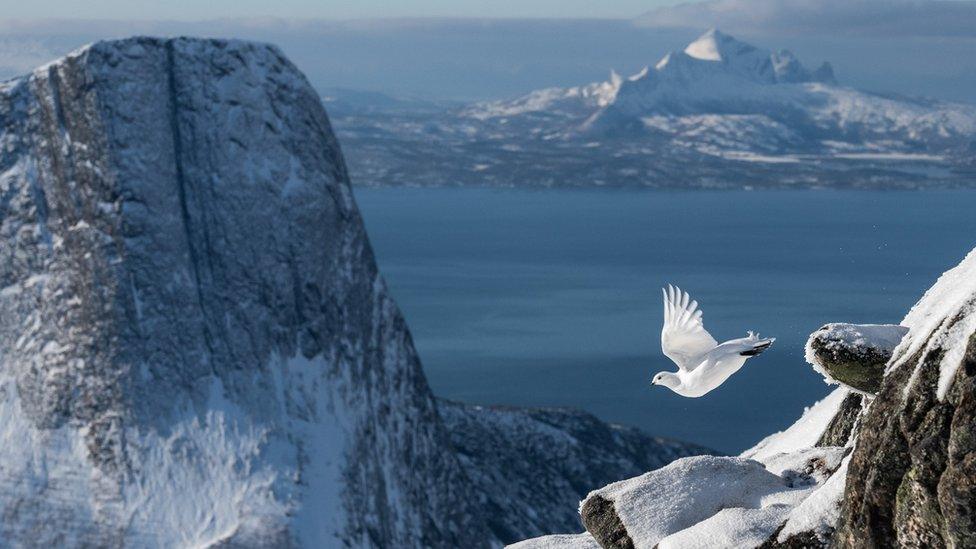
[654,285,774,398]
[661,285,717,372]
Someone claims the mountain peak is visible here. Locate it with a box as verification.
[683,29,758,62]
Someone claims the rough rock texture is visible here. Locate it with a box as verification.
[579,495,634,549]
[438,400,710,545]
[834,249,976,548]
[0,36,490,547]
[815,393,863,448]
[805,323,908,394]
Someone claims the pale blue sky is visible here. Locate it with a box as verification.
[3,0,678,20]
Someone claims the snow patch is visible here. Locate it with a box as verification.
[890,247,976,399]
[741,387,849,462]
[507,533,601,549]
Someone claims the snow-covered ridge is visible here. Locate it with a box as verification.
[332,29,976,188]
[466,28,836,120]
[890,247,976,399]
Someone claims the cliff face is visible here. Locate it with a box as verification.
[834,249,976,548]
[0,37,486,547]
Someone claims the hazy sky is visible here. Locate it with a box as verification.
[2,1,975,103]
[1,0,678,20]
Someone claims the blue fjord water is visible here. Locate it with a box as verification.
[355,188,976,453]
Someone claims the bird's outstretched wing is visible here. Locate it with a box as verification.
[661,285,718,371]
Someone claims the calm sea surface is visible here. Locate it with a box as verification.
[354,188,976,453]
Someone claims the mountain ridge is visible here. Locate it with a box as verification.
[328,29,976,188]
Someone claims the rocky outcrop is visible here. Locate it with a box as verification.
[512,247,976,549]
[576,451,847,549]
[0,36,490,547]
[805,323,908,394]
[815,392,864,447]
[563,388,856,549]
[834,249,976,548]
[439,400,710,545]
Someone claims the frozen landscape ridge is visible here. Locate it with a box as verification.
[330,29,976,188]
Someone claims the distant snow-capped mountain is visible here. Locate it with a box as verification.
[330,30,976,188]
[468,29,974,149]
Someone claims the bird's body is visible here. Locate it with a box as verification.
[653,285,774,398]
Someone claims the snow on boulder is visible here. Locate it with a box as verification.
[578,450,846,549]
[805,323,908,394]
[507,533,601,549]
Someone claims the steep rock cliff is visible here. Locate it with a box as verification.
[835,248,976,548]
[0,36,487,547]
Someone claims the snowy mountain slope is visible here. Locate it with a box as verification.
[0,36,490,547]
[438,400,712,545]
[328,30,976,188]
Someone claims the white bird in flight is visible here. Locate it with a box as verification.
[652,285,774,397]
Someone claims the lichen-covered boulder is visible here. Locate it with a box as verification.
[835,248,976,548]
[805,323,908,394]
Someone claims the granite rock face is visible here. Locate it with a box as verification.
[438,400,710,545]
[0,36,489,547]
[805,323,908,394]
[834,250,976,548]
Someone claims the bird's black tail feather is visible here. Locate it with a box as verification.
[740,340,773,356]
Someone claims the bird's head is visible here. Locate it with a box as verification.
[651,371,680,389]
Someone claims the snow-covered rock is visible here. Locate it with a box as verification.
[507,533,601,549]
[835,246,976,547]
[0,36,492,547]
[578,449,847,549]
[439,400,710,544]
[517,384,859,548]
[742,388,853,462]
[805,323,908,394]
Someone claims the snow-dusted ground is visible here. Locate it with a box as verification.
[742,387,850,461]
